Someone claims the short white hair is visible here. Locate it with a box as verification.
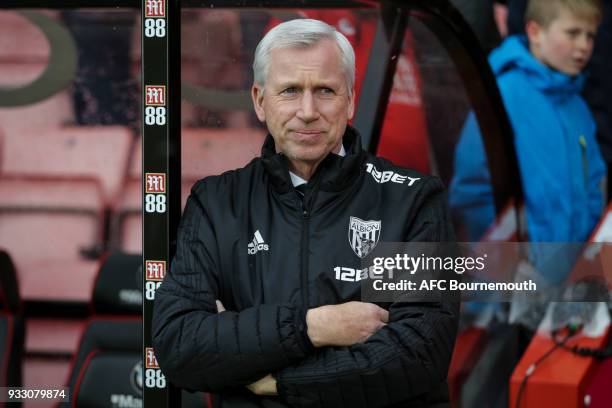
[253,19,355,94]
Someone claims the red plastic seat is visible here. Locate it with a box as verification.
[126,126,266,183]
[1,126,133,205]
[0,177,104,302]
[25,318,85,355]
[22,318,84,399]
[181,127,266,184]
[112,180,141,254]
[0,93,74,135]
[112,137,141,254]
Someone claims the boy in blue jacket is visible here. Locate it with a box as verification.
[450,0,607,255]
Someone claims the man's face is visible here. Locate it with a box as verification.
[251,39,355,167]
[528,10,598,76]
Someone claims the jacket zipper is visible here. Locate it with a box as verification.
[298,177,321,309]
[300,202,310,308]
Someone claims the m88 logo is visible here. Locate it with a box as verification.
[145,347,166,389]
[145,261,166,301]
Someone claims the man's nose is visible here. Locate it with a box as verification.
[296,91,320,122]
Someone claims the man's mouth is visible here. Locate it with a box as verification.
[292,130,325,140]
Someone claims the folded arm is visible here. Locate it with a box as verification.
[276,301,458,407]
[275,178,460,407]
[152,191,312,392]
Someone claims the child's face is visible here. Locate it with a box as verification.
[527,9,599,76]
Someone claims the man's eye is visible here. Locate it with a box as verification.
[319,87,334,95]
[280,87,297,95]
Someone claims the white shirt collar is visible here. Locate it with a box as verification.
[289,144,346,187]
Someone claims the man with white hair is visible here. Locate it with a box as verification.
[153,19,458,408]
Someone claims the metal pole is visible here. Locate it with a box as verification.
[142,0,177,406]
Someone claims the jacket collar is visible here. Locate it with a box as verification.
[260,125,368,194]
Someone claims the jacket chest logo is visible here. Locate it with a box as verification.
[348,216,381,258]
[247,230,269,255]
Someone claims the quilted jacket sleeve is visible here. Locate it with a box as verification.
[152,186,313,392]
[275,179,460,408]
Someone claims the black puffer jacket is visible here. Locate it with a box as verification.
[152,126,459,408]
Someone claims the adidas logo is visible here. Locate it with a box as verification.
[247,230,269,255]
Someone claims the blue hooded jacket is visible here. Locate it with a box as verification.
[450,35,606,245]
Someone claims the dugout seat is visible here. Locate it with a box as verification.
[63,318,142,408]
[63,252,208,407]
[61,252,142,408]
[22,318,84,400]
[111,178,140,255]
[181,127,265,185]
[1,126,133,205]
[0,250,25,391]
[0,177,104,302]
[0,93,74,137]
[108,134,141,253]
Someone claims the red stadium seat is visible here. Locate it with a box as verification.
[112,136,141,253]
[127,127,265,181]
[22,318,84,402]
[113,180,141,255]
[0,93,74,135]
[26,318,84,355]
[0,177,104,302]
[1,126,133,205]
[181,127,265,183]
[127,135,141,180]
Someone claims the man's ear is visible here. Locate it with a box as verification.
[251,83,266,123]
[347,90,355,121]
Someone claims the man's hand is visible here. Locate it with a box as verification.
[306,301,388,347]
[246,374,278,396]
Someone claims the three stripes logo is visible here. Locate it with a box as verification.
[247,230,269,255]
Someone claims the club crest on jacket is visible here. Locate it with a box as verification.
[348,216,381,258]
